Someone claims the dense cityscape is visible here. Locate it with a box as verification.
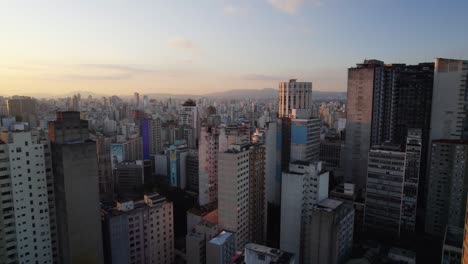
[0,57,467,264]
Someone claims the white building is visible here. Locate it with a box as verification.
[278,79,313,118]
[0,132,53,264]
[206,231,236,264]
[218,143,266,250]
[430,58,468,141]
[280,161,329,262]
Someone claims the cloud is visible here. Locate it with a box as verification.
[167,37,196,50]
[242,74,282,81]
[267,0,323,14]
[60,64,154,81]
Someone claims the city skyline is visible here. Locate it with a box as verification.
[2,0,468,95]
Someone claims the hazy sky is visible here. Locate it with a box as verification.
[1,0,467,96]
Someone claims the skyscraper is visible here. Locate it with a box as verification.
[7,96,37,126]
[277,79,313,118]
[364,144,406,238]
[218,143,266,250]
[48,111,104,264]
[180,99,199,148]
[425,140,468,237]
[0,132,53,264]
[344,60,382,189]
[430,58,468,141]
[198,126,219,206]
[304,199,354,264]
[280,161,329,262]
[103,194,174,264]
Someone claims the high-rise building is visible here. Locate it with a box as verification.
[110,137,143,169]
[48,111,104,264]
[113,161,148,199]
[186,220,218,264]
[186,149,199,193]
[134,92,140,108]
[364,144,406,238]
[344,60,382,189]
[265,121,282,206]
[6,96,37,126]
[430,58,468,141]
[180,99,199,148]
[198,126,219,206]
[0,132,53,264]
[401,129,422,234]
[103,194,174,264]
[96,135,113,200]
[218,143,266,250]
[441,226,463,264]
[319,131,344,170]
[277,79,313,118]
[304,199,354,264]
[290,115,320,163]
[149,118,163,154]
[425,140,468,237]
[280,161,329,262]
[206,231,236,264]
[167,143,188,189]
[344,60,434,191]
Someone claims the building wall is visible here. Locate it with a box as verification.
[52,142,104,264]
[198,126,219,206]
[364,147,405,238]
[344,62,376,189]
[278,80,313,118]
[425,141,468,237]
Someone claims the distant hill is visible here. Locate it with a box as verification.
[3,88,346,100]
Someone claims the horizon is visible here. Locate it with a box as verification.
[2,1,468,95]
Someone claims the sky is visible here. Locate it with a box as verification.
[1,0,467,96]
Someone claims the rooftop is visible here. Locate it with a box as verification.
[208,231,234,246]
[316,198,343,211]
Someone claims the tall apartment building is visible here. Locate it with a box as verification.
[320,131,344,169]
[442,226,463,264]
[168,143,189,189]
[149,118,163,154]
[186,149,199,193]
[0,132,53,264]
[344,60,381,189]
[280,161,329,263]
[277,79,313,118]
[304,199,354,264]
[198,126,219,206]
[265,121,282,206]
[180,99,199,148]
[103,194,174,264]
[290,116,320,163]
[96,135,113,200]
[113,161,147,199]
[344,60,434,191]
[430,58,468,141]
[186,220,218,264]
[425,140,468,237]
[48,111,104,264]
[110,137,143,169]
[6,96,37,126]
[218,143,266,250]
[401,129,422,234]
[206,231,236,264]
[364,144,406,238]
